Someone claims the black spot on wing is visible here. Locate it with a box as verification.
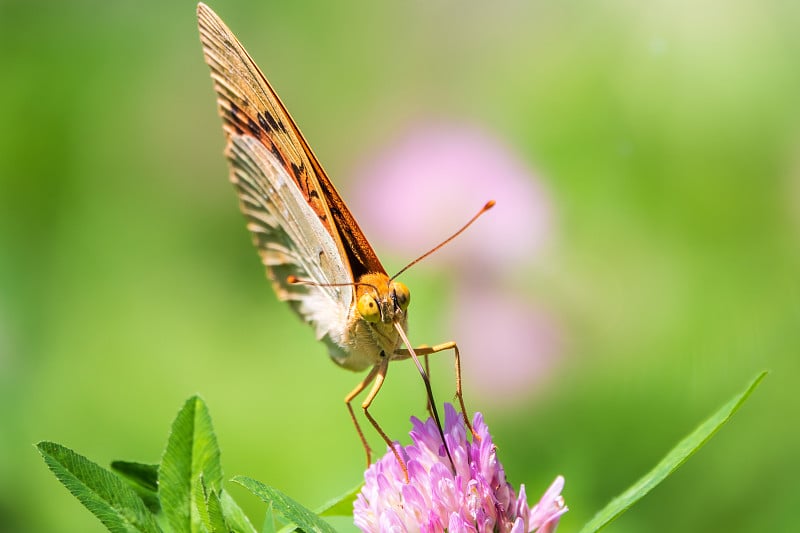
[291,162,305,180]
[257,113,271,133]
[247,117,260,136]
[229,102,241,120]
[270,145,286,167]
[258,112,287,134]
[328,202,342,219]
[293,161,320,203]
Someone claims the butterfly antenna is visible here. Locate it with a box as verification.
[390,200,495,281]
[393,322,456,472]
[287,275,379,294]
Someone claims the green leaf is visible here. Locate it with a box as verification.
[260,503,276,533]
[159,396,223,533]
[233,476,337,533]
[194,474,228,533]
[111,461,160,513]
[316,483,362,517]
[579,371,767,533]
[206,489,227,533]
[219,490,258,533]
[194,475,213,532]
[37,441,161,533]
[111,461,159,491]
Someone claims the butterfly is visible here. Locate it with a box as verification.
[196,2,491,473]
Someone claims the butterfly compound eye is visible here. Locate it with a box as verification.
[391,281,410,311]
[357,293,381,322]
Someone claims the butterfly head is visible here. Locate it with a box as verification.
[356,273,410,326]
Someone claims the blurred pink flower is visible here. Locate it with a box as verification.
[354,403,567,533]
[450,283,563,403]
[350,121,552,273]
[350,121,562,405]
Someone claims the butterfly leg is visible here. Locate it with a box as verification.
[394,341,477,439]
[345,355,409,481]
[344,364,380,467]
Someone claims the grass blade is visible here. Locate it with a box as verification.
[579,371,767,533]
[316,483,362,517]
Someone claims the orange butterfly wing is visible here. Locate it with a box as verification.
[197,2,384,285]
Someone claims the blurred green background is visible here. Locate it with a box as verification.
[1,0,798,531]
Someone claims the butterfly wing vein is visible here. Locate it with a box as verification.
[197,3,390,369]
[229,135,354,359]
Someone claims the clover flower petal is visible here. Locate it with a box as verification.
[354,404,567,532]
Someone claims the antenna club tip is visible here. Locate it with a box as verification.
[484,200,496,210]
[286,275,299,284]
